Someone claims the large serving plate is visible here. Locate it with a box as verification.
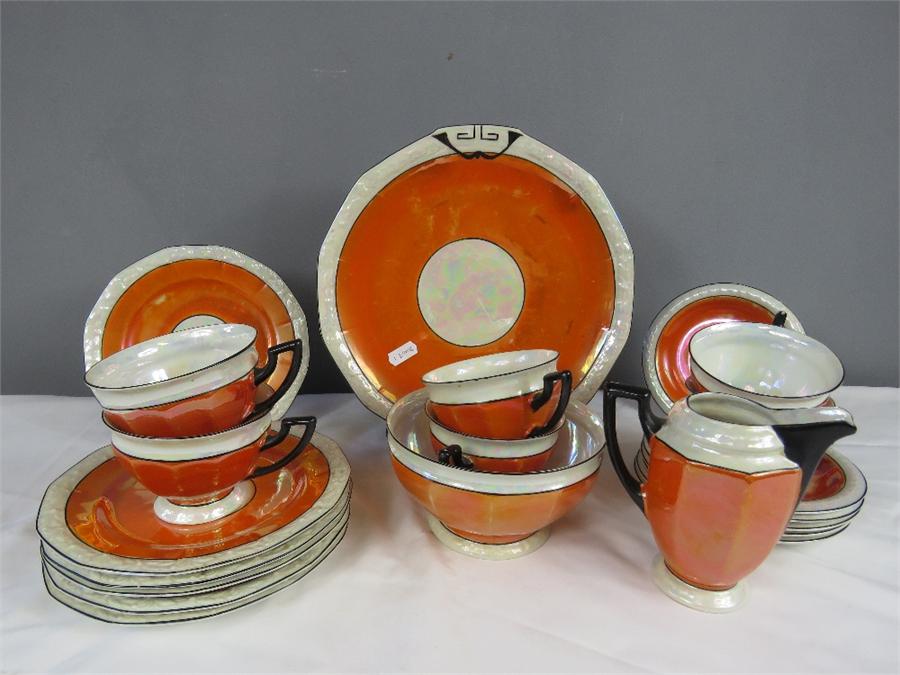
[319,124,634,417]
[84,245,308,420]
[37,429,350,584]
[642,283,803,412]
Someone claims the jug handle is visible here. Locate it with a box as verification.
[602,382,659,512]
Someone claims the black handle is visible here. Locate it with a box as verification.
[250,416,316,478]
[437,445,474,470]
[528,370,573,438]
[602,382,657,512]
[772,311,788,328]
[253,338,304,414]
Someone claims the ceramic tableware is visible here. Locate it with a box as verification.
[423,350,571,439]
[85,245,309,421]
[319,124,633,418]
[603,382,856,612]
[37,428,349,600]
[642,283,804,412]
[387,389,603,560]
[426,411,562,473]
[106,412,316,525]
[87,324,303,437]
[689,322,845,409]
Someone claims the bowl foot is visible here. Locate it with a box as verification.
[425,513,549,560]
[153,481,256,525]
[651,555,747,613]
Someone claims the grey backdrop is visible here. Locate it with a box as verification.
[2,1,898,397]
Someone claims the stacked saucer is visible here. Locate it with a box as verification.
[38,245,351,623]
[633,436,866,544]
[38,430,350,624]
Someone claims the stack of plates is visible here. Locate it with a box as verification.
[633,442,866,544]
[37,428,351,624]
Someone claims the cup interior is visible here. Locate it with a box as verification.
[690,323,843,399]
[86,323,257,390]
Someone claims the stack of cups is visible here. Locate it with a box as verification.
[422,350,571,474]
[84,323,315,525]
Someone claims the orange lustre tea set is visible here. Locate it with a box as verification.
[37,124,866,622]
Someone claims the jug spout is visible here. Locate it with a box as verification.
[771,407,857,502]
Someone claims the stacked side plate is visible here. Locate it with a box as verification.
[37,429,351,624]
[633,443,865,544]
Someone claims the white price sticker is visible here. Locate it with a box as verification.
[388,341,418,366]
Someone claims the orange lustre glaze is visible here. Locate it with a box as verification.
[644,439,800,590]
[428,385,562,440]
[335,154,616,404]
[104,372,256,437]
[65,439,330,559]
[802,454,847,501]
[656,296,775,404]
[391,457,597,544]
[100,259,296,394]
[112,435,265,503]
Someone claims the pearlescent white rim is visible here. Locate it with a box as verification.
[86,325,258,410]
[792,448,867,515]
[36,429,350,576]
[42,521,348,624]
[426,513,549,560]
[387,389,603,494]
[428,416,561,459]
[778,522,851,544]
[318,124,634,418]
[651,555,747,613]
[689,323,844,409]
[108,411,272,461]
[423,349,557,405]
[40,490,351,592]
[153,482,255,525]
[642,283,804,413]
[84,245,308,421]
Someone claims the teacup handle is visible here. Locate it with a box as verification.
[253,339,304,415]
[250,416,316,478]
[772,311,788,328]
[602,382,664,512]
[528,370,572,437]
[437,445,474,470]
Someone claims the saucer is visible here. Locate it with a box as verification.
[37,428,350,578]
[84,245,309,420]
[319,124,634,417]
[642,283,803,412]
[41,486,351,593]
[42,520,348,624]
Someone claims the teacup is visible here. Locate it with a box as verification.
[86,324,303,437]
[689,323,844,409]
[427,412,563,473]
[422,349,571,439]
[106,411,316,525]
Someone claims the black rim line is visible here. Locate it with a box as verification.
[327,137,624,415]
[44,505,351,601]
[85,327,258,392]
[414,237,527,350]
[688,352,844,402]
[43,525,348,623]
[640,282,799,405]
[41,492,352,591]
[422,351,557,387]
[388,426,603,480]
[99,367,254,413]
[426,408,564,444]
[39,439,346,572]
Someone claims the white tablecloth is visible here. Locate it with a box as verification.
[1,387,897,673]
